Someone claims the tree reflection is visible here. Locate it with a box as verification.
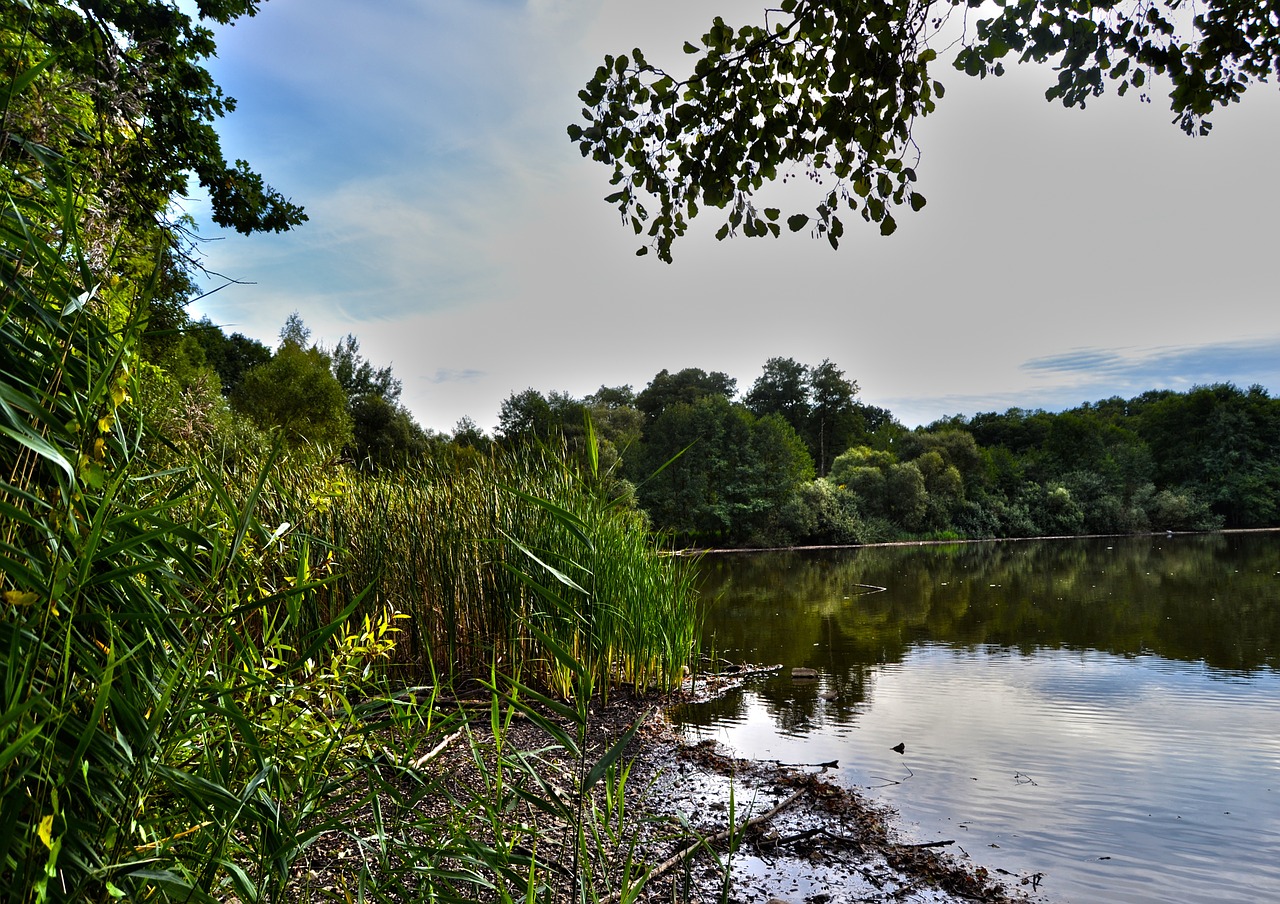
[696,533,1280,677]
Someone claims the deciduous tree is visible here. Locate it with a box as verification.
[806,359,861,476]
[632,395,814,545]
[497,389,559,446]
[188,317,272,396]
[636,367,738,425]
[231,322,351,449]
[745,357,811,435]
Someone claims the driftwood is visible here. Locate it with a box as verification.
[698,661,784,679]
[759,757,839,769]
[753,826,854,849]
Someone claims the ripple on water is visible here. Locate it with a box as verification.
[676,647,1280,904]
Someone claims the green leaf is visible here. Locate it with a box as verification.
[498,675,581,727]
[499,533,588,594]
[503,485,595,551]
[583,410,599,479]
[62,283,100,316]
[527,622,588,682]
[787,214,809,232]
[5,56,56,101]
[683,41,699,54]
[909,192,926,211]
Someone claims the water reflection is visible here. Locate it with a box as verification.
[694,533,1280,680]
[674,533,1280,903]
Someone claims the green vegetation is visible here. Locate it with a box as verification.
[573,0,1277,259]
[484,365,1277,549]
[2,0,304,236]
[1,15,700,902]
[0,187,699,898]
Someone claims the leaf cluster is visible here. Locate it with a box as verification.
[570,0,939,260]
[574,0,1278,258]
[955,0,1279,134]
[2,1,304,236]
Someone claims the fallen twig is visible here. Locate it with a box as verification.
[755,826,859,849]
[409,728,464,769]
[760,757,839,769]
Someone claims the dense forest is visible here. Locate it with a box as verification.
[158,300,1280,549]
[476,366,1278,547]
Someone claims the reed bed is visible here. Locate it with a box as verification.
[308,446,701,698]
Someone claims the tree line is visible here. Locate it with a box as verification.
[475,366,1279,548]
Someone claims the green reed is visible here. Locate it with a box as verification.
[0,130,421,899]
[0,192,698,903]
[302,442,701,698]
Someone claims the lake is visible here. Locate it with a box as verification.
[671,533,1280,903]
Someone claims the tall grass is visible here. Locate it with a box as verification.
[6,189,334,903]
[1,139,698,904]
[307,446,701,698]
[0,92,415,898]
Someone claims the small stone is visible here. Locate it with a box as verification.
[791,667,819,679]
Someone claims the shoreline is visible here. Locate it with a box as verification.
[675,525,1280,556]
[289,680,1040,902]
[616,684,1041,903]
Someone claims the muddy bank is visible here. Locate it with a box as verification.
[287,677,1043,902]
[620,681,1043,904]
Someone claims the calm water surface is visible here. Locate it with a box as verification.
[672,533,1280,903]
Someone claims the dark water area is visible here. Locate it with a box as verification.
[672,533,1280,903]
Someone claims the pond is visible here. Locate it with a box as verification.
[671,533,1280,903]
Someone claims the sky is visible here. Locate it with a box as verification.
[185,0,1280,435]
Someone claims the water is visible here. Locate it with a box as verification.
[672,533,1280,903]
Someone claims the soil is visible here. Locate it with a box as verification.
[289,673,1048,904]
